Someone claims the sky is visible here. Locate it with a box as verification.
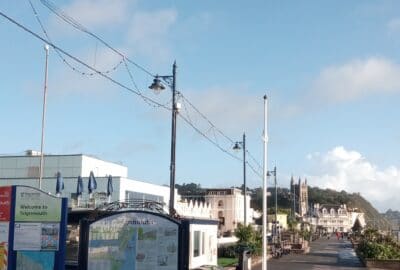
[1,0,400,212]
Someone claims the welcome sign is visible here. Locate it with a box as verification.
[15,186,61,222]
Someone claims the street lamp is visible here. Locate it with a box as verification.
[267,166,277,243]
[233,133,247,226]
[149,61,177,217]
[262,95,268,270]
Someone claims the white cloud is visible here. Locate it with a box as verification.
[312,58,400,103]
[48,0,177,63]
[387,18,400,33]
[126,9,177,61]
[61,0,130,29]
[183,87,262,134]
[306,146,400,212]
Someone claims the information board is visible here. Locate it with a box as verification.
[0,186,67,269]
[88,212,179,270]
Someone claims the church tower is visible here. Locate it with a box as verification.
[290,176,309,217]
[299,178,309,217]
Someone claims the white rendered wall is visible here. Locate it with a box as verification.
[189,223,218,269]
[81,155,127,178]
[119,177,177,211]
[205,190,251,234]
[0,155,127,179]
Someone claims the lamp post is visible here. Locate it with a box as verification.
[39,44,50,189]
[233,133,247,226]
[267,166,277,243]
[262,95,268,270]
[149,61,177,217]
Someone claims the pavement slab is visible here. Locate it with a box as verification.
[253,236,365,270]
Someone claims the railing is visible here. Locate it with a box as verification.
[69,198,167,214]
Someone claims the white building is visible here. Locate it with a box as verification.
[308,203,365,233]
[0,152,175,211]
[204,188,256,236]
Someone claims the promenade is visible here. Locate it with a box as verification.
[254,236,365,270]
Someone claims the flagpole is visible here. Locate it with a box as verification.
[262,95,268,270]
[39,44,50,189]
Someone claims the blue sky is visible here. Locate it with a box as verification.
[1,0,400,211]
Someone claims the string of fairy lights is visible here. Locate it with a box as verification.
[1,1,268,185]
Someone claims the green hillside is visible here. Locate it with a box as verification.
[176,182,391,230]
[252,186,391,230]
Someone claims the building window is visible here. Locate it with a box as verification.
[202,232,205,255]
[194,231,201,257]
[218,200,224,207]
[125,191,163,204]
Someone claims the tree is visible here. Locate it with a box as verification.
[352,218,363,235]
[175,182,205,201]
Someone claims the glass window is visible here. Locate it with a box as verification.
[194,231,200,257]
[125,191,163,204]
[202,232,205,255]
[218,200,224,207]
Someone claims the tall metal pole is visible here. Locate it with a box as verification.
[169,61,177,216]
[274,167,277,237]
[243,133,247,226]
[262,95,268,270]
[39,44,49,189]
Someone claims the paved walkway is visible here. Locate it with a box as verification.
[254,236,365,270]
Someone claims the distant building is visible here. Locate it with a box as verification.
[307,203,366,233]
[0,152,175,211]
[290,176,309,217]
[204,188,257,236]
[267,213,288,231]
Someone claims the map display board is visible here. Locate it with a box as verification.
[88,212,179,270]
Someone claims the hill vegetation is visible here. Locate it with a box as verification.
[176,182,391,229]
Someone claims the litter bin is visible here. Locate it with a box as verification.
[236,249,251,270]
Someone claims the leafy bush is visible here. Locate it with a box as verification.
[218,245,237,258]
[358,241,400,260]
[357,228,400,260]
[234,224,262,256]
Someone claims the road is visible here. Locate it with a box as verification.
[254,236,365,270]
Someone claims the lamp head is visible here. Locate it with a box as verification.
[232,142,241,151]
[149,76,165,94]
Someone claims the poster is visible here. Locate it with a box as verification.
[14,223,41,250]
[0,187,11,222]
[14,223,60,251]
[15,187,61,222]
[0,222,9,244]
[0,187,11,270]
[88,213,179,270]
[41,223,60,250]
[0,222,8,270]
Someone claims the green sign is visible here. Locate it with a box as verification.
[15,187,61,222]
